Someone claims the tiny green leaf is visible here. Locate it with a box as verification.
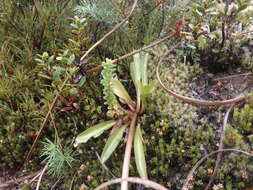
[134,125,148,179]
[67,54,75,65]
[101,125,127,163]
[74,120,116,146]
[111,79,134,106]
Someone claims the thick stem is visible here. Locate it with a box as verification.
[121,113,138,190]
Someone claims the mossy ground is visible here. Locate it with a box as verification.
[0,0,253,190]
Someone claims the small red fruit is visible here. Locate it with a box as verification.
[7,68,14,74]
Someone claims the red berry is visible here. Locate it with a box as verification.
[7,68,14,74]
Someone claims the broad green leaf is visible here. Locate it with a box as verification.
[111,79,134,106]
[141,84,155,97]
[101,125,127,163]
[74,120,116,147]
[130,54,142,91]
[134,125,148,179]
[141,53,149,86]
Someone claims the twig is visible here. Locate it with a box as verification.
[121,113,138,190]
[112,32,176,64]
[24,77,69,163]
[238,30,253,35]
[94,177,168,190]
[95,151,117,178]
[212,72,252,81]
[156,49,245,106]
[204,105,234,190]
[80,0,139,61]
[0,169,43,189]
[181,149,253,190]
[36,164,48,190]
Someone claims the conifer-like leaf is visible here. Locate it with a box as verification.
[74,120,116,147]
[101,125,126,163]
[134,125,148,179]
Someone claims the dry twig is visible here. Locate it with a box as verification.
[181,149,253,190]
[156,50,245,106]
[204,105,234,190]
[80,0,139,61]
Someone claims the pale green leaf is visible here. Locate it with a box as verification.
[74,120,116,147]
[140,53,149,86]
[134,125,148,179]
[101,125,127,163]
[111,79,134,106]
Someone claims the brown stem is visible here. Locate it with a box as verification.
[80,0,139,61]
[204,105,234,190]
[112,32,176,64]
[181,149,253,190]
[94,177,168,190]
[24,77,69,163]
[156,49,245,106]
[0,169,43,189]
[121,112,138,190]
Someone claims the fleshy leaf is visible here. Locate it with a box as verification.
[101,125,127,163]
[111,79,134,106]
[74,120,116,147]
[134,125,148,179]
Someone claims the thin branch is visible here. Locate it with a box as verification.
[24,77,69,163]
[112,32,176,64]
[94,177,168,190]
[95,151,117,178]
[0,169,43,189]
[156,49,245,106]
[80,0,139,61]
[204,105,234,190]
[212,72,252,81]
[121,113,138,190]
[36,164,48,190]
[181,149,253,190]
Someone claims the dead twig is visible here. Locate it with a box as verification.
[0,169,43,189]
[80,0,139,61]
[36,164,48,190]
[204,105,234,190]
[95,151,117,178]
[24,77,69,163]
[94,177,168,190]
[181,149,253,190]
[212,72,252,81]
[156,50,245,106]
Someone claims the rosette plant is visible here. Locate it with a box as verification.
[74,52,154,189]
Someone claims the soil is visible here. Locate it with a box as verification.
[190,70,253,101]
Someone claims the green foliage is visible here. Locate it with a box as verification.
[184,0,253,71]
[100,59,120,116]
[41,139,75,177]
[233,94,253,132]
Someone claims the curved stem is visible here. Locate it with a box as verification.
[181,149,253,190]
[121,113,138,190]
[95,177,168,190]
[204,105,234,190]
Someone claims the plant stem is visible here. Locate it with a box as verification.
[121,112,138,190]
